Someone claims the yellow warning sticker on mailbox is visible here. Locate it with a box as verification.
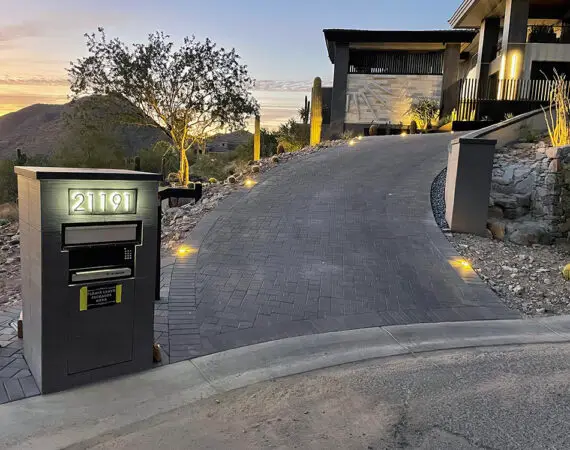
[80,284,122,311]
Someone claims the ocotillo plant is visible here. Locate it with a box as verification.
[310,77,323,146]
[254,115,261,161]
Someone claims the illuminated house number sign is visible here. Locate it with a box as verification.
[69,189,137,215]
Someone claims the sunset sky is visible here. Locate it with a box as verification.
[1,0,458,129]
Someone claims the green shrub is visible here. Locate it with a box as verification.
[407,98,440,129]
[341,130,359,140]
[0,152,50,205]
[138,141,178,175]
[276,119,309,151]
[190,153,231,180]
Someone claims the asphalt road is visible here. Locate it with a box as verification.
[80,342,570,450]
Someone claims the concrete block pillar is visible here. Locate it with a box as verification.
[330,43,349,137]
[500,0,529,82]
[441,43,461,117]
[445,137,497,234]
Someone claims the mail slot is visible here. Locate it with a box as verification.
[64,222,140,284]
[15,166,161,394]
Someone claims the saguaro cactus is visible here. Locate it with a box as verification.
[310,77,323,146]
[254,115,261,161]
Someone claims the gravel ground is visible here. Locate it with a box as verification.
[431,167,570,317]
[430,168,448,229]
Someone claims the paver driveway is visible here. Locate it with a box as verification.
[165,134,519,361]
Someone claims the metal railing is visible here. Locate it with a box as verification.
[441,77,570,121]
[348,50,444,75]
[527,25,570,44]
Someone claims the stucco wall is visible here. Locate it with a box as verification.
[524,43,570,77]
[345,74,443,125]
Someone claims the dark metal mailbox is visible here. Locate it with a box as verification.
[15,167,161,394]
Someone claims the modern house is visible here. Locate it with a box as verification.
[323,0,570,134]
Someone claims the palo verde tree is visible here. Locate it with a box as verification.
[68,28,259,185]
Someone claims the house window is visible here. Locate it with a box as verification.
[348,51,444,75]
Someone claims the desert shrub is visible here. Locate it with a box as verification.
[138,140,178,174]
[436,115,451,128]
[407,98,440,129]
[190,153,231,181]
[233,129,278,160]
[341,130,359,140]
[542,70,570,147]
[0,160,18,205]
[276,119,309,151]
[225,158,249,176]
[0,203,18,223]
[0,153,50,205]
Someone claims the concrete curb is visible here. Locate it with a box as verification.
[2,316,570,449]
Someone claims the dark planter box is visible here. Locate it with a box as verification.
[158,183,203,207]
[452,121,497,132]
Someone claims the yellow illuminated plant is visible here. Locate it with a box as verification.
[310,77,323,146]
[543,70,570,147]
[253,115,261,161]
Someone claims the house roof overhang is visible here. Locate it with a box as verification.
[450,0,570,29]
[323,29,478,63]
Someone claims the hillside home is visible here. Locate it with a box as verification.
[323,0,570,134]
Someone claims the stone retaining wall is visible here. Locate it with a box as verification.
[489,143,570,245]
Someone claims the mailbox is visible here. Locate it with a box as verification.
[15,167,161,394]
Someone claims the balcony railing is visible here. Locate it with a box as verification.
[441,78,570,121]
[527,25,570,44]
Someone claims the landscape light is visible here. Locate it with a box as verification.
[401,132,407,137]
[349,139,356,146]
[244,178,257,188]
[177,245,197,257]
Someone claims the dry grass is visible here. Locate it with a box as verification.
[543,70,570,147]
[0,203,18,223]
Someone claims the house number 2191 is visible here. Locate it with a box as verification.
[68,189,137,215]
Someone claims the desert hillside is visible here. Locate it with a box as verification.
[0,97,165,160]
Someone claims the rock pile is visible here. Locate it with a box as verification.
[0,221,21,308]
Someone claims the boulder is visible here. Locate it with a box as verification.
[548,159,561,172]
[546,147,562,159]
[488,205,504,219]
[507,221,553,246]
[487,219,506,240]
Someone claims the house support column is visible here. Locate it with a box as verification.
[500,0,529,83]
[475,18,501,91]
[441,43,461,117]
[330,43,349,137]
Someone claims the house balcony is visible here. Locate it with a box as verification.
[442,77,570,122]
[526,25,570,44]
